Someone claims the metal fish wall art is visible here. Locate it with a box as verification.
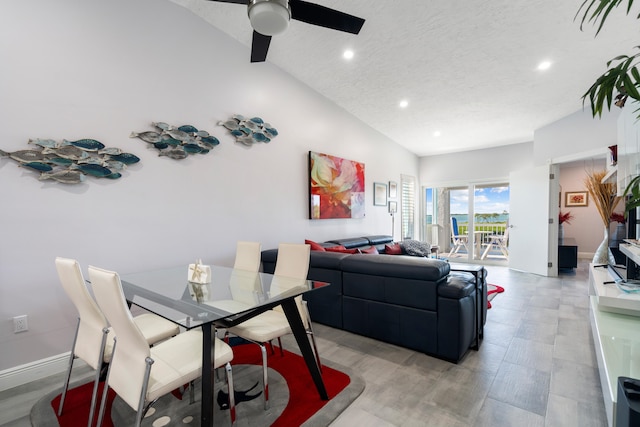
[218,114,278,146]
[0,139,139,184]
[130,122,220,160]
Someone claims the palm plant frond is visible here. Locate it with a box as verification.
[576,0,640,118]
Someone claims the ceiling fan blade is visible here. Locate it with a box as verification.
[205,0,247,4]
[289,0,365,34]
[251,31,272,62]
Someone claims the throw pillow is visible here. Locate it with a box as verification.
[325,246,359,254]
[400,240,431,257]
[384,243,403,255]
[360,246,379,254]
[305,239,326,251]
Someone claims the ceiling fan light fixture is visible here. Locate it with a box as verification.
[248,0,290,36]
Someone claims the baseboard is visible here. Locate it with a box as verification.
[0,352,77,392]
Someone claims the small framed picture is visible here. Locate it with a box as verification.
[388,181,397,198]
[374,182,388,206]
[565,191,589,207]
[388,201,397,213]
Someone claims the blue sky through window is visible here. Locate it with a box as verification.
[450,186,510,215]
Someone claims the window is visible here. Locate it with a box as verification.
[401,175,416,239]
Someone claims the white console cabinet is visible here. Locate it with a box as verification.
[589,264,640,426]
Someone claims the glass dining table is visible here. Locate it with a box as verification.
[119,265,329,427]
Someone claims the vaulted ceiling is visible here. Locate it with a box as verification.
[171,0,639,156]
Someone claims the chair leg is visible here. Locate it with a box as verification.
[57,354,75,417]
[277,337,284,357]
[259,343,269,410]
[225,362,236,426]
[58,318,80,416]
[96,338,117,427]
[134,357,155,427]
[87,327,109,427]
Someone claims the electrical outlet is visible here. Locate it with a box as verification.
[13,315,28,333]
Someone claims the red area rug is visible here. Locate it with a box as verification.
[487,284,505,309]
[34,343,360,426]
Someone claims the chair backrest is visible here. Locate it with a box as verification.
[450,217,460,236]
[502,227,510,242]
[272,243,311,324]
[229,269,262,306]
[269,275,312,327]
[234,241,262,272]
[274,243,310,279]
[88,265,151,410]
[55,257,108,370]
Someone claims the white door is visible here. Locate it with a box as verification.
[509,165,557,276]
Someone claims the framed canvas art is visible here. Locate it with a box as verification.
[309,151,365,219]
[388,181,397,198]
[565,191,588,207]
[374,182,387,206]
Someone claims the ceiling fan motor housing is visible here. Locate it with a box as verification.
[248,0,291,36]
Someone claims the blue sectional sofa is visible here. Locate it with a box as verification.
[261,235,487,363]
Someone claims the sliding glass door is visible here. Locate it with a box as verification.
[423,182,510,263]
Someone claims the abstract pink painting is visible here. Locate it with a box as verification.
[309,151,365,219]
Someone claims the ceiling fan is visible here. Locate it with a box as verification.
[207,0,365,62]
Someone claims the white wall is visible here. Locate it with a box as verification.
[0,0,418,371]
[419,142,534,186]
[534,108,620,165]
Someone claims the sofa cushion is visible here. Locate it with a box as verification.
[365,235,393,246]
[384,243,403,255]
[340,253,449,281]
[326,246,360,254]
[360,246,379,254]
[325,237,370,249]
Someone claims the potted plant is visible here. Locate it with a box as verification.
[585,170,623,263]
[558,210,574,242]
[576,0,640,119]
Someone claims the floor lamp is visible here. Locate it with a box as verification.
[389,201,397,240]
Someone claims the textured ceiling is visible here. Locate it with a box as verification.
[170,0,640,156]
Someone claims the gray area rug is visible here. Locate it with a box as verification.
[31,359,364,427]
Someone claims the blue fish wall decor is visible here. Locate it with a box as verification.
[130,122,220,160]
[218,114,278,146]
[0,139,139,184]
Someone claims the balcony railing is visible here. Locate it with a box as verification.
[457,223,507,245]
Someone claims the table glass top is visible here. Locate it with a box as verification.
[120,265,327,329]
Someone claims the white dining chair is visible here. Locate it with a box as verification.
[88,265,236,427]
[55,257,180,427]
[234,241,262,272]
[226,243,320,410]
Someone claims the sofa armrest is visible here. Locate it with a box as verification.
[438,274,475,299]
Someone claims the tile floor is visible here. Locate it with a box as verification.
[0,260,606,426]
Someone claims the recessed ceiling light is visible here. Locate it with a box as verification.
[399,100,409,108]
[433,131,441,137]
[343,50,354,60]
[537,61,552,71]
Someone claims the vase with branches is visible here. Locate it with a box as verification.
[585,170,623,263]
[558,211,574,242]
